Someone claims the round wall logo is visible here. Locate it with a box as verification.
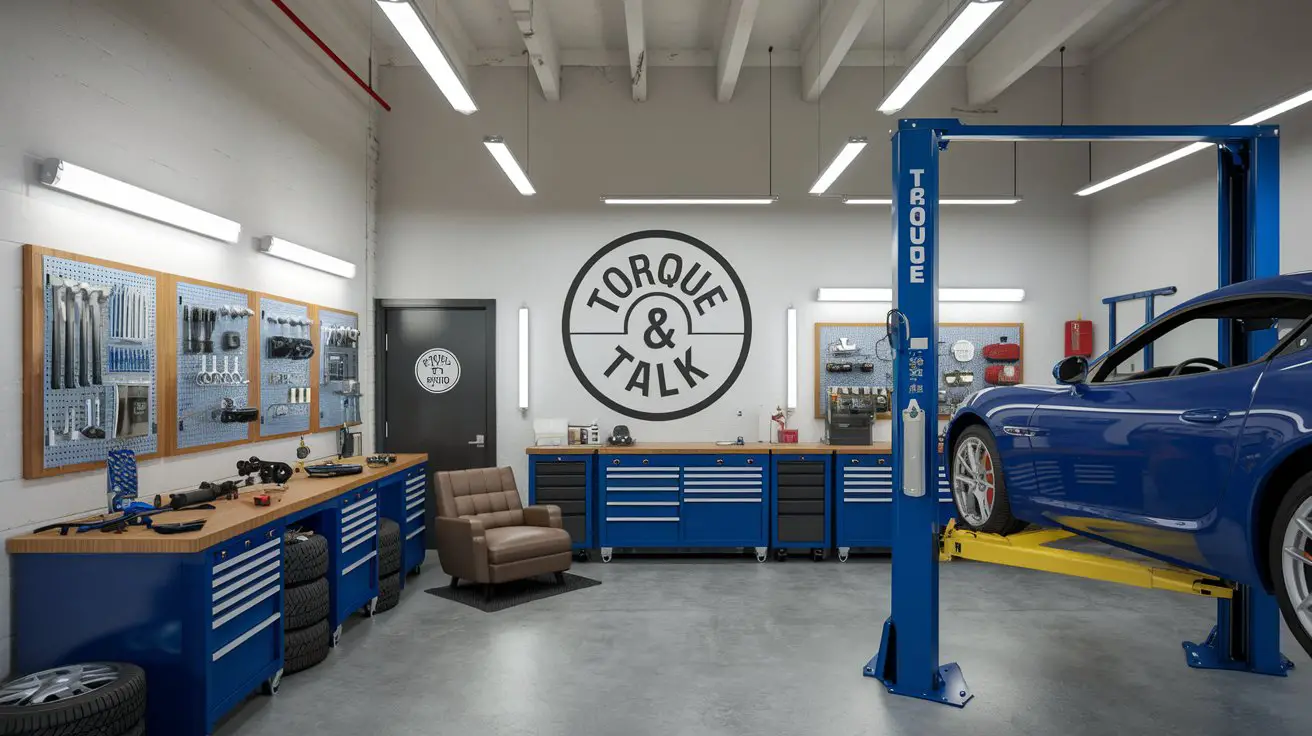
[563,230,751,421]
[415,348,461,394]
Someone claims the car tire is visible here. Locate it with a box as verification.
[283,577,330,631]
[376,572,402,614]
[951,425,1026,535]
[284,532,329,586]
[1270,474,1312,659]
[285,619,331,675]
[0,662,146,736]
[378,518,402,577]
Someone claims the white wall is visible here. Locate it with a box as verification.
[1087,0,1312,361]
[377,62,1092,483]
[0,0,374,676]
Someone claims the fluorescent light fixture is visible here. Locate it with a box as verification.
[601,195,778,205]
[817,288,893,302]
[37,158,241,243]
[376,0,477,114]
[878,0,1003,114]
[786,308,798,410]
[810,137,868,194]
[817,287,1024,302]
[518,307,529,410]
[257,236,357,278]
[940,288,1025,302]
[1078,87,1312,196]
[483,136,535,195]
[842,196,1021,205]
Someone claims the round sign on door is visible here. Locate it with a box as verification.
[415,348,461,394]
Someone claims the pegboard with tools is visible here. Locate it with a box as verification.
[318,308,361,428]
[258,296,314,438]
[38,254,158,472]
[814,322,1023,418]
[176,282,256,450]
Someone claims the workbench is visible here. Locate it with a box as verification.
[7,454,428,736]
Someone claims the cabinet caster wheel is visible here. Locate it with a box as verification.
[412,563,422,575]
[838,547,850,563]
[365,596,379,617]
[811,549,826,562]
[575,549,591,562]
[755,547,768,563]
[331,625,343,648]
[261,668,283,696]
[601,547,613,563]
[773,549,787,562]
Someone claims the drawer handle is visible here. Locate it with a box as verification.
[556,457,563,461]
[220,551,228,561]
[747,459,754,465]
[266,530,275,540]
[613,459,620,466]
[716,459,724,465]
[642,459,649,465]
[851,459,860,465]
[878,458,887,466]
[244,540,252,549]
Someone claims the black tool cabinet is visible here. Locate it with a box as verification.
[770,452,832,561]
[528,451,595,556]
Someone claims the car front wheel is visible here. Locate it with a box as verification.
[1271,474,1312,659]
[951,426,1026,535]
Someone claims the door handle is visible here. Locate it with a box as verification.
[1181,409,1228,424]
[467,433,485,447]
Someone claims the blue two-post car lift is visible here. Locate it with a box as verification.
[869,118,1287,707]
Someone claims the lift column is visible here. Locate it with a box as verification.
[867,122,970,706]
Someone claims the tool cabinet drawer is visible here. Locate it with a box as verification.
[336,485,379,617]
[535,460,587,475]
[602,517,679,545]
[207,526,283,714]
[777,515,826,543]
[533,486,587,503]
[603,457,681,487]
[776,483,825,500]
[777,499,825,515]
[544,500,587,516]
[561,516,587,543]
[602,502,679,519]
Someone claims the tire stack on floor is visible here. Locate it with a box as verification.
[283,531,331,675]
[0,662,146,735]
[376,518,402,614]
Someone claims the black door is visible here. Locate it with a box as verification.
[377,300,496,548]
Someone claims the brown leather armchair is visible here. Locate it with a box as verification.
[435,467,572,598]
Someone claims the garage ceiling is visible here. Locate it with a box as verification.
[274,0,1171,105]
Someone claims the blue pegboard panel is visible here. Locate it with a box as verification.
[317,309,360,428]
[176,282,254,450]
[42,256,157,470]
[815,322,1022,417]
[258,297,312,437]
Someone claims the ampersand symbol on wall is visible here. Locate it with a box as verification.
[643,307,676,349]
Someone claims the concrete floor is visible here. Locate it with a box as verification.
[218,556,1312,735]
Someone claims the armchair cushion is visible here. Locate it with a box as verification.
[484,526,571,565]
[523,504,563,529]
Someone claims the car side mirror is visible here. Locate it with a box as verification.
[1053,356,1088,385]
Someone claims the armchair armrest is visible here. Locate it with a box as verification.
[523,505,563,529]
[435,516,488,583]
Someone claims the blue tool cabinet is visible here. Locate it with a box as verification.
[770,452,832,560]
[376,461,429,589]
[834,451,894,561]
[598,452,770,562]
[11,459,424,736]
[528,451,595,553]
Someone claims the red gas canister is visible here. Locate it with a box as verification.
[1066,319,1093,357]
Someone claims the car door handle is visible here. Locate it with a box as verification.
[1181,409,1228,424]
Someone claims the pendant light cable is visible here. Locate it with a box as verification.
[768,45,774,196]
[1059,45,1066,125]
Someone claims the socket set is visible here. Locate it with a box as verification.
[319,310,361,426]
[109,348,150,373]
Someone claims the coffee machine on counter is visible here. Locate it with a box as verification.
[825,387,877,445]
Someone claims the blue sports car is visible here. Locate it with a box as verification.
[946,273,1312,657]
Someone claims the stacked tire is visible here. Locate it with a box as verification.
[283,531,331,675]
[0,662,146,735]
[376,518,402,614]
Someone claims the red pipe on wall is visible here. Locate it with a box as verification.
[268,0,392,111]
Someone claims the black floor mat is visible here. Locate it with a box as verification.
[426,572,601,612]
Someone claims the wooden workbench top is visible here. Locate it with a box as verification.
[526,445,602,455]
[6,454,428,555]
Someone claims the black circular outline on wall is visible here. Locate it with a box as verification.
[562,229,753,422]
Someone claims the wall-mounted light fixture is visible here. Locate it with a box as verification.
[878,0,1004,114]
[257,236,357,279]
[810,137,868,195]
[376,0,477,114]
[786,308,798,410]
[601,195,778,205]
[37,158,241,243]
[483,136,535,195]
[817,287,1024,302]
[841,196,1020,205]
[518,307,530,411]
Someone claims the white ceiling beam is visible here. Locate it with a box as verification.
[508,0,561,100]
[904,0,955,61]
[715,0,760,102]
[967,0,1116,106]
[799,0,880,102]
[624,0,647,101]
[427,47,1088,70]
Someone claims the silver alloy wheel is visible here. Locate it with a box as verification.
[953,436,997,527]
[0,663,120,706]
[1280,496,1312,640]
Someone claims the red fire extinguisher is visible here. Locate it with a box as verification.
[1066,317,1093,357]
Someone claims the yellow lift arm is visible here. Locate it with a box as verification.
[939,522,1233,599]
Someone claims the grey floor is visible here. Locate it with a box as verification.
[217,555,1312,735]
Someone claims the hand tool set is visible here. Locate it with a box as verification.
[319,313,362,427]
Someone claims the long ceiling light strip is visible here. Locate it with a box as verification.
[483,136,535,195]
[601,196,778,205]
[878,0,1004,114]
[810,137,868,194]
[1077,87,1312,196]
[38,159,241,243]
[842,196,1021,205]
[258,236,357,278]
[816,287,1024,302]
[376,0,477,114]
